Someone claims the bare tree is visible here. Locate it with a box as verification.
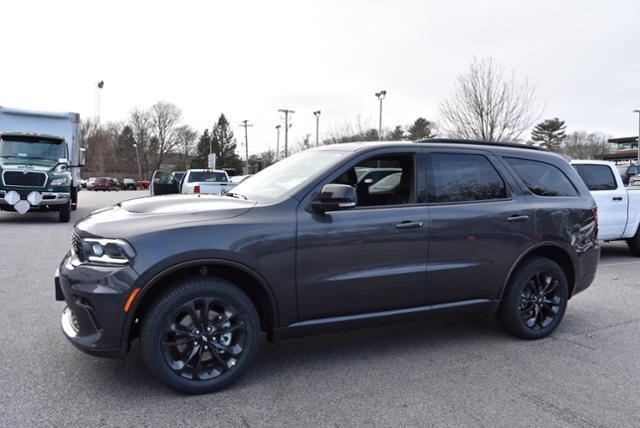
[439,57,539,142]
[174,125,198,169]
[562,131,612,159]
[150,101,182,169]
[128,108,153,176]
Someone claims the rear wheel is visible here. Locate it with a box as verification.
[141,277,261,394]
[70,186,78,211]
[626,228,640,257]
[498,258,568,340]
[58,201,71,223]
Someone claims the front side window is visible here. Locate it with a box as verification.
[506,157,578,197]
[428,153,507,203]
[573,164,617,191]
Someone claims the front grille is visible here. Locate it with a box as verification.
[71,232,85,261]
[2,171,47,187]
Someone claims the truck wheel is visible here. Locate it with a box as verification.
[141,277,261,394]
[498,258,568,340]
[58,202,71,223]
[627,228,640,257]
[71,187,78,211]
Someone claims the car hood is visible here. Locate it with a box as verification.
[0,158,58,172]
[76,194,256,238]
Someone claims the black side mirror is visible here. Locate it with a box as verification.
[310,184,357,213]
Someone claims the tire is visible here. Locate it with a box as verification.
[498,258,568,340]
[626,228,640,257]
[141,277,261,394]
[71,186,78,211]
[58,201,71,223]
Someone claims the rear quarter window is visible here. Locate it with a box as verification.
[505,157,578,197]
[573,164,617,191]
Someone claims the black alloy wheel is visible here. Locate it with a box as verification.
[161,297,246,381]
[498,258,568,340]
[141,277,260,394]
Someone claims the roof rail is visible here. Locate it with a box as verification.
[416,138,548,151]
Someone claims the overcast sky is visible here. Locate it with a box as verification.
[2,0,639,154]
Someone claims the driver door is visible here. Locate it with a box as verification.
[151,170,179,196]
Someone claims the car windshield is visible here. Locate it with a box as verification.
[0,136,66,161]
[230,149,351,202]
[95,177,108,183]
[188,171,228,183]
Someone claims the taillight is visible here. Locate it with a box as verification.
[194,185,200,194]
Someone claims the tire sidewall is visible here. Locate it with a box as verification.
[141,278,261,394]
[501,258,568,340]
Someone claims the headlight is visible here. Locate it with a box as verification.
[50,176,70,186]
[54,163,68,173]
[73,235,136,265]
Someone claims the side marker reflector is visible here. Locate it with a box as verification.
[124,288,141,313]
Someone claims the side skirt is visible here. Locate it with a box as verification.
[270,299,499,342]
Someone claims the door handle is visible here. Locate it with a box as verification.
[507,215,530,222]
[395,221,423,229]
[612,196,623,201]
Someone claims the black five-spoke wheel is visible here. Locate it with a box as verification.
[499,257,568,340]
[141,277,260,394]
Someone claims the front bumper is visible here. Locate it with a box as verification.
[56,252,140,358]
[0,189,69,210]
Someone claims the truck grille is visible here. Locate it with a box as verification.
[2,171,47,187]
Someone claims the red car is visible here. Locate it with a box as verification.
[93,177,118,191]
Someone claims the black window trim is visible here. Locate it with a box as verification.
[423,151,514,207]
[503,156,580,198]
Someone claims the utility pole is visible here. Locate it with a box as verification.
[240,120,253,174]
[304,134,311,149]
[278,109,294,157]
[375,90,386,142]
[133,143,142,181]
[275,125,281,160]
[634,109,640,164]
[313,110,321,146]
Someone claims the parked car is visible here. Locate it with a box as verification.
[229,174,251,185]
[122,178,136,190]
[85,177,96,190]
[616,163,640,186]
[151,169,231,195]
[92,177,118,191]
[356,167,402,185]
[572,160,640,255]
[57,139,599,394]
[111,178,122,191]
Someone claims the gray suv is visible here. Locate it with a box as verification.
[55,139,600,393]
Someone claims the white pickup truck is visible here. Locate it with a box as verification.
[572,160,640,255]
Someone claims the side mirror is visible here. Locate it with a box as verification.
[310,184,357,213]
[78,148,86,167]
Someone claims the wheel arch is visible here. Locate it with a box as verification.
[123,258,280,347]
[500,243,577,301]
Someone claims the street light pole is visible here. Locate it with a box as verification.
[275,125,281,160]
[375,90,386,142]
[95,80,104,124]
[240,120,253,174]
[634,109,640,164]
[133,143,142,181]
[313,110,321,146]
[278,109,294,157]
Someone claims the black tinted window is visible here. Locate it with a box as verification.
[573,164,617,191]
[429,154,507,203]
[506,158,577,197]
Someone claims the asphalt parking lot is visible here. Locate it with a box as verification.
[1,190,640,427]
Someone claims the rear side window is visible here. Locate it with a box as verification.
[573,164,617,191]
[428,153,507,203]
[506,158,578,197]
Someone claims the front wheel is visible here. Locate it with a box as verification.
[498,258,568,340]
[58,201,71,223]
[141,277,261,394]
[626,227,640,257]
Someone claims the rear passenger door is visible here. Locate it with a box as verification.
[424,151,535,304]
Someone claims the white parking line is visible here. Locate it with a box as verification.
[598,261,640,268]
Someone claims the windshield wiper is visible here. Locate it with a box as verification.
[224,191,248,200]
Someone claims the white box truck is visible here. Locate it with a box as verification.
[0,106,85,222]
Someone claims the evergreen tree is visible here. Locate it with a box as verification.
[531,118,566,151]
[387,125,405,140]
[191,129,211,168]
[407,117,436,140]
[211,114,243,171]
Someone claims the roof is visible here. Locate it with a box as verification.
[570,159,615,166]
[313,138,548,153]
[608,137,638,144]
